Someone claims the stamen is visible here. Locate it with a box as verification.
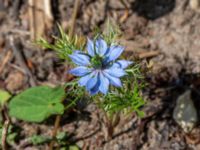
[91,55,103,69]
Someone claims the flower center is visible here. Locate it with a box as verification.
[91,55,104,69]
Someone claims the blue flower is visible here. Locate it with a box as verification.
[69,38,132,95]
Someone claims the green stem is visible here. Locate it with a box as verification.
[49,115,61,150]
[96,98,113,140]
[49,90,66,150]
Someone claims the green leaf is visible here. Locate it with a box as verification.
[30,135,51,145]
[56,132,68,141]
[8,86,65,123]
[136,110,145,118]
[69,145,79,150]
[0,90,11,106]
[37,25,85,61]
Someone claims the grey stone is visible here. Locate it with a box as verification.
[173,90,198,133]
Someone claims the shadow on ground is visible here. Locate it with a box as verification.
[132,0,176,20]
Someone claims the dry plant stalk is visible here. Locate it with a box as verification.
[190,0,200,12]
[69,0,80,37]
[1,106,10,150]
[28,0,53,40]
[1,120,10,150]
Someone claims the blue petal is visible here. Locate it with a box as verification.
[74,50,82,54]
[95,38,108,56]
[87,38,95,56]
[88,74,101,95]
[102,56,110,66]
[69,67,91,76]
[104,67,126,78]
[89,84,100,95]
[69,51,91,66]
[86,72,98,90]
[107,46,124,62]
[104,72,122,87]
[113,60,133,69]
[99,73,109,94]
[78,72,94,86]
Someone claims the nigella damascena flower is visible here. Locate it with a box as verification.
[69,38,132,95]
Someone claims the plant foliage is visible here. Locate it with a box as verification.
[37,24,85,60]
[0,89,11,106]
[8,86,65,122]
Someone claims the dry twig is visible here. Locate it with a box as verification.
[138,51,160,59]
[0,50,12,74]
[120,0,129,23]
[1,120,10,150]
[1,106,10,150]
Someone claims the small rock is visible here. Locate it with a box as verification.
[5,71,25,92]
[173,90,198,133]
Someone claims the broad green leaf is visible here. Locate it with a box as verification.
[8,86,65,122]
[0,89,11,106]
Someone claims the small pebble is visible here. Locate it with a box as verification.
[173,90,198,133]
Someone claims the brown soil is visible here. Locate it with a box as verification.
[1,0,200,149]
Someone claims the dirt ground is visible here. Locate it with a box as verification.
[1,0,200,149]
